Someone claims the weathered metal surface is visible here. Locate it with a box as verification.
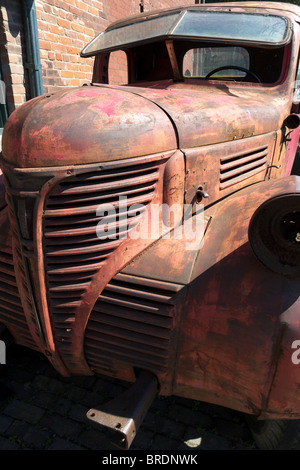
[0,150,186,381]
[110,82,293,150]
[262,278,300,419]
[1,87,177,168]
[183,132,277,210]
[0,0,299,450]
[0,207,39,351]
[2,71,297,171]
[84,273,187,395]
[121,175,300,417]
[174,176,300,417]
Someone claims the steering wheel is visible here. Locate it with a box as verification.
[205,66,261,83]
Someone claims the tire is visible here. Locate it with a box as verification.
[246,416,300,450]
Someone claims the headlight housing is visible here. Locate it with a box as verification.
[248,194,300,278]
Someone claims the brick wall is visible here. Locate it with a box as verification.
[35,0,108,93]
[0,0,194,112]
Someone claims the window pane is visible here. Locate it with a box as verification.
[82,9,290,57]
[82,12,180,56]
[108,50,128,85]
[175,11,289,45]
[183,47,250,78]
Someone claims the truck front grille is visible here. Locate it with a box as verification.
[43,162,161,359]
[0,248,38,350]
[1,150,177,377]
[84,273,184,376]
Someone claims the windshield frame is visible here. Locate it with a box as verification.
[81,8,292,58]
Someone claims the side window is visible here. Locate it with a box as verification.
[108,50,128,85]
[183,46,250,79]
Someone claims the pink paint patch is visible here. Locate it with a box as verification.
[100,102,116,117]
[178,99,193,106]
[90,100,119,117]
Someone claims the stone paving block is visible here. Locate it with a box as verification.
[141,410,157,431]
[63,384,87,403]
[194,430,232,450]
[151,433,179,450]
[3,399,45,424]
[0,414,12,433]
[80,389,103,408]
[47,378,67,395]
[77,428,116,450]
[48,437,84,450]
[6,420,50,450]
[69,375,97,389]
[36,392,71,416]
[154,415,186,440]
[3,367,34,385]
[31,375,52,392]
[5,419,29,439]
[19,425,51,450]
[0,435,21,450]
[39,413,82,440]
[167,403,214,429]
[131,428,154,450]
[68,403,90,424]
[0,344,259,451]
[7,381,33,401]
[92,376,117,395]
[30,390,60,411]
[213,416,251,442]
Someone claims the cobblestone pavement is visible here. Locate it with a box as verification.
[0,344,257,451]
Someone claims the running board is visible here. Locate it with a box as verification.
[86,371,158,449]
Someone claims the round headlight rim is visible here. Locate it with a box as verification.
[248,193,300,279]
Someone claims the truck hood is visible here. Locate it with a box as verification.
[123,81,289,149]
[1,85,176,168]
[1,82,289,168]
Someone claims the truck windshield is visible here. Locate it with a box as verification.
[175,11,289,44]
[81,9,290,57]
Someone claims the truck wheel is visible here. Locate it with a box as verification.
[246,416,300,450]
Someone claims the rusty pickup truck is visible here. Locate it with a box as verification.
[0,1,299,450]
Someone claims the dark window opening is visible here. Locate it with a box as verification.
[95,39,287,86]
[183,47,250,79]
[132,41,174,82]
[174,41,285,85]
